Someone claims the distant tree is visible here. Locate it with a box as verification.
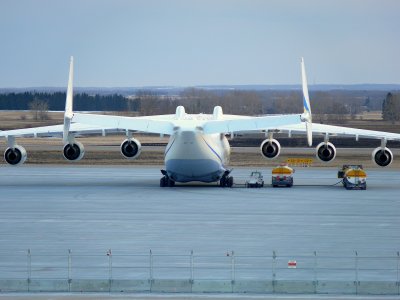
[135,90,173,116]
[382,93,400,124]
[29,99,49,120]
[364,97,371,112]
[272,91,302,114]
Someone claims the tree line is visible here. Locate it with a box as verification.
[0,90,399,123]
[0,92,131,111]
[134,89,397,124]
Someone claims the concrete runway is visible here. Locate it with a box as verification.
[0,165,399,254]
[0,165,399,281]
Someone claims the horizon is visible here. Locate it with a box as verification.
[1,83,400,91]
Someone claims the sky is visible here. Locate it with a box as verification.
[0,0,399,87]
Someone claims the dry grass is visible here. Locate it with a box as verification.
[0,111,64,130]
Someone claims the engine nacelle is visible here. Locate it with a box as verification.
[372,147,393,167]
[316,142,336,162]
[63,142,85,161]
[120,138,141,159]
[4,145,27,166]
[260,139,281,159]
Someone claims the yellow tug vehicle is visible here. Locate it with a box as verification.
[338,165,367,190]
[272,164,294,187]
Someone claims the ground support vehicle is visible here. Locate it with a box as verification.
[338,165,367,190]
[272,165,294,187]
[246,171,264,188]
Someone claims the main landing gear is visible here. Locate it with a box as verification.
[220,171,233,187]
[160,170,175,187]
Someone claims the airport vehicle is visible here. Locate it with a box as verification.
[272,165,294,187]
[338,165,367,190]
[246,171,264,188]
[1,58,400,186]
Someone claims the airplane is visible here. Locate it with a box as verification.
[1,57,400,187]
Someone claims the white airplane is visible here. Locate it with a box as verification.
[1,57,400,187]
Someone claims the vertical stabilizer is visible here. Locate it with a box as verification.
[63,56,74,143]
[301,57,313,146]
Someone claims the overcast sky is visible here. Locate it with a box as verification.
[0,0,399,87]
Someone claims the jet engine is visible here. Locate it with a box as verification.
[63,141,85,161]
[316,142,336,162]
[372,147,393,167]
[120,138,141,159]
[4,145,27,165]
[260,139,281,159]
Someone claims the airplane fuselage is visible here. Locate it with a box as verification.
[164,131,230,183]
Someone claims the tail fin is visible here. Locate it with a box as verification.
[301,57,313,146]
[63,56,74,144]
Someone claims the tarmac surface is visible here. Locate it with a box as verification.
[1,165,400,297]
[1,294,400,300]
[0,165,399,256]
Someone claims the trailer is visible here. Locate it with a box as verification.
[272,165,294,187]
[338,165,367,190]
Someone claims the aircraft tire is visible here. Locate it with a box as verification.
[227,177,233,187]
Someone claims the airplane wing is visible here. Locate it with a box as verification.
[0,57,176,141]
[274,122,400,142]
[200,58,311,136]
[0,114,176,139]
[0,123,124,139]
[269,58,400,144]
